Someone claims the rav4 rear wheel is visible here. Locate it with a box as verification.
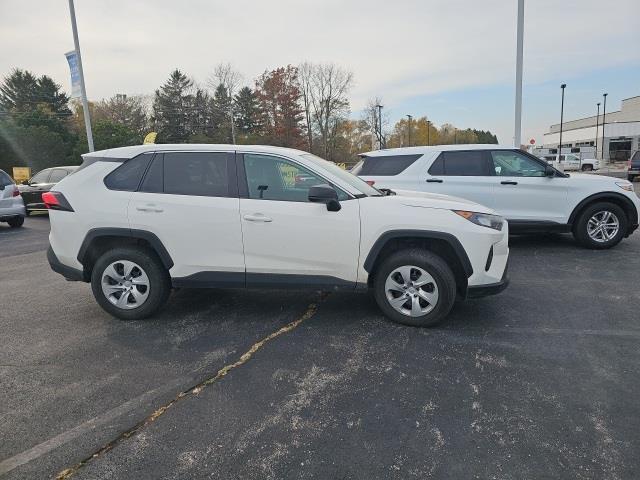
[573,201,627,249]
[373,249,456,327]
[7,216,24,228]
[91,247,171,320]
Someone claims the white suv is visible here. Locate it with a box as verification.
[46,145,509,327]
[353,145,639,249]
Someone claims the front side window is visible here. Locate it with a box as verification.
[491,150,546,177]
[244,154,346,202]
[428,151,490,176]
[30,169,50,184]
[163,152,229,197]
[351,154,422,176]
[48,169,68,183]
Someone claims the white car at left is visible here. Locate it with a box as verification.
[0,169,26,228]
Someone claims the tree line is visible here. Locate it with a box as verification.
[0,64,498,174]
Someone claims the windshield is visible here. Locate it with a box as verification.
[301,153,382,196]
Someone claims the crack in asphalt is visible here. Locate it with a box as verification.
[54,294,327,480]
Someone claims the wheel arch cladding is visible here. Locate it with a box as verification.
[364,230,473,293]
[569,192,637,229]
[77,228,174,278]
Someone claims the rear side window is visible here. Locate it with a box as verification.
[104,154,153,191]
[0,170,13,188]
[163,152,229,197]
[428,151,490,176]
[48,169,68,183]
[30,169,50,184]
[632,151,640,162]
[351,154,422,176]
[140,156,164,193]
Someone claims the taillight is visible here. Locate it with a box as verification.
[12,188,20,197]
[366,180,376,186]
[42,191,74,212]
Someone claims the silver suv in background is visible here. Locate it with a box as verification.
[0,169,26,228]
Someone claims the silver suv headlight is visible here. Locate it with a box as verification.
[454,210,504,231]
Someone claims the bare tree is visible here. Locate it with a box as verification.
[297,62,353,160]
[362,97,389,150]
[208,63,242,144]
[298,62,314,151]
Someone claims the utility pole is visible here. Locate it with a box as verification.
[514,0,524,147]
[601,93,608,162]
[558,84,566,162]
[427,118,430,146]
[406,114,412,146]
[595,102,600,159]
[67,0,94,152]
[377,104,384,149]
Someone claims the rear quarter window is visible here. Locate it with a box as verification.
[352,154,422,176]
[104,154,153,191]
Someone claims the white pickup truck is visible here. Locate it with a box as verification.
[540,154,600,172]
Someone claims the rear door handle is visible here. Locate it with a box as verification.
[243,214,272,223]
[136,204,164,213]
[426,178,443,183]
[500,181,518,185]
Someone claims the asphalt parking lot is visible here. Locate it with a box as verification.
[1,214,639,479]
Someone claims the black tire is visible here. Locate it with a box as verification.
[373,249,457,327]
[7,216,24,228]
[90,246,171,320]
[572,202,628,249]
[581,164,593,172]
[628,175,636,182]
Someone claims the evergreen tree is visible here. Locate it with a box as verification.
[234,86,262,140]
[0,69,70,115]
[211,84,232,143]
[152,69,194,142]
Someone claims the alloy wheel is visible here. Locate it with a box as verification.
[384,265,439,317]
[587,210,620,243]
[101,260,150,309]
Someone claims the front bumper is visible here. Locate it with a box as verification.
[47,245,84,281]
[466,262,509,299]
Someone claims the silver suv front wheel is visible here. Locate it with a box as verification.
[384,265,439,317]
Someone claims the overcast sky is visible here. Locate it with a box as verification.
[1,0,638,144]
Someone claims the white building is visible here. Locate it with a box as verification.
[543,95,640,162]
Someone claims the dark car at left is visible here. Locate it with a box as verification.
[18,166,78,215]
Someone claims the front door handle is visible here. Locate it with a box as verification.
[243,214,272,223]
[426,178,443,183]
[500,180,518,185]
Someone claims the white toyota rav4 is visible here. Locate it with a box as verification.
[354,145,639,249]
[46,145,509,327]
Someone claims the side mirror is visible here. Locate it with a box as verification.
[545,165,556,177]
[308,184,341,212]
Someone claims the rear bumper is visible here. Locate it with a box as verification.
[466,263,509,299]
[47,245,84,281]
[0,204,26,220]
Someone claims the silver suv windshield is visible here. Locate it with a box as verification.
[301,153,381,197]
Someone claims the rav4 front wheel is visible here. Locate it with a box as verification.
[373,249,456,327]
[91,247,171,320]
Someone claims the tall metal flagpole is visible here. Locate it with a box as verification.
[68,0,94,152]
[513,0,524,147]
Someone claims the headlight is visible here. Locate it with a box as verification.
[454,210,504,230]
[616,181,634,192]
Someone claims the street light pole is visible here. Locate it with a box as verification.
[595,102,600,159]
[406,114,412,146]
[377,104,384,149]
[67,0,94,152]
[601,93,608,162]
[514,0,525,147]
[558,84,566,162]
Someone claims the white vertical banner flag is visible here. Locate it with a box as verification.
[64,50,81,98]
